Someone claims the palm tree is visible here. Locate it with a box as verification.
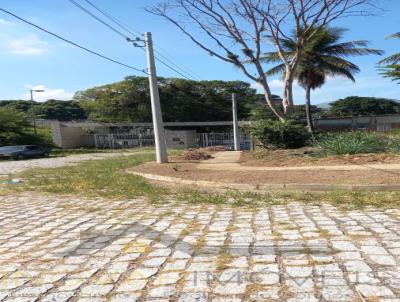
[264,27,382,133]
[379,33,400,83]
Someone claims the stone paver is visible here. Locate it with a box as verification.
[0,152,140,175]
[0,193,399,301]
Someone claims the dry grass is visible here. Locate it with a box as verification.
[244,148,400,167]
[2,151,399,210]
[215,248,234,271]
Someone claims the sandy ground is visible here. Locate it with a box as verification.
[131,150,400,186]
[242,149,400,167]
[0,151,141,175]
[132,161,400,185]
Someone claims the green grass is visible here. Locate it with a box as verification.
[2,151,400,209]
[49,147,155,157]
[8,152,167,201]
[277,190,400,210]
[49,148,108,157]
[389,135,400,154]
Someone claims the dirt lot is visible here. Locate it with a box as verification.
[132,158,400,186]
[242,148,400,167]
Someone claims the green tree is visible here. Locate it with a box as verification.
[264,27,382,132]
[379,33,400,83]
[0,100,33,113]
[250,103,323,122]
[36,100,86,121]
[0,99,86,121]
[0,107,30,145]
[75,77,259,123]
[330,96,400,116]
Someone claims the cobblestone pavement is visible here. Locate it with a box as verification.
[0,193,400,301]
[0,152,138,175]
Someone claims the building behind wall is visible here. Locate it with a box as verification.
[314,115,400,132]
[51,121,252,150]
[50,115,400,150]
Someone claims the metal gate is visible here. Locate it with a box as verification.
[198,132,251,150]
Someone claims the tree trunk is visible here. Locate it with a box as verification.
[264,92,286,122]
[282,83,291,115]
[258,79,286,122]
[305,85,314,133]
[282,68,295,115]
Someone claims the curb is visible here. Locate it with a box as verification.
[126,170,400,192]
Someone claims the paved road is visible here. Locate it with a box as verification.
[0,193,399,301]
[0,152,136,175]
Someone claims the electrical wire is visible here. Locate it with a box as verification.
[0,7,147,74]
[78,0,201,80]
[67,0,129,40]
[81,0,142,39]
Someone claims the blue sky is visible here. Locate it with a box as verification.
[0,0,399,104]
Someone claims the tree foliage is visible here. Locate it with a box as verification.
[149,0,380,120]
[250,119,311,149]
[75,76,259,123]
[330,96,400,117]
[379,32,400,83]
[264,26,382,132]
[0,100,33,112]
[36,100,87,121]
[0,107,30,145]
[250,103,323,121]
[0,99,86,121]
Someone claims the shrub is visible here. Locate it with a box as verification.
[388,135,400,153]
[250,119,311,149]
[0,107,53,146]
[0,107,30,145]
[317,131,387,155]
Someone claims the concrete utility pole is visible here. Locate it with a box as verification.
[30,89,45,135]
[145,32,168,163]
[232,93,240,151]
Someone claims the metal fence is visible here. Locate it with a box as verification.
[95,131,252,150]
[94,134,155,149]
[197,132,252,150]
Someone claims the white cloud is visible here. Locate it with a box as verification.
[268,79,285,89]
[7,34,48,56]
[23,85,74,102]
[250,82,262,91]
[0,18,14,26]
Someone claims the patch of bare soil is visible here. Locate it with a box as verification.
[131,161,400,185]
[171,147,229,162]
[242,148,400,167]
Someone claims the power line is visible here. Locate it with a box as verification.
[153,48,200,81]
[67,0,129,40]
[81,0,142,39]
[153,55,195,81]
[0,7,147,74]
[77,0,201,80]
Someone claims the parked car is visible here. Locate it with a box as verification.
[0,145,50,160]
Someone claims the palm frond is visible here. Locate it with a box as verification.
[329,67,357,82]
[324,42,383,57]
[260,51,286,64]
[265,64,286,76]
[260,26,381,93]
[320,55,359,70]
[387,32,400,39]
[379,64,400,83]
[379,53,400,65]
